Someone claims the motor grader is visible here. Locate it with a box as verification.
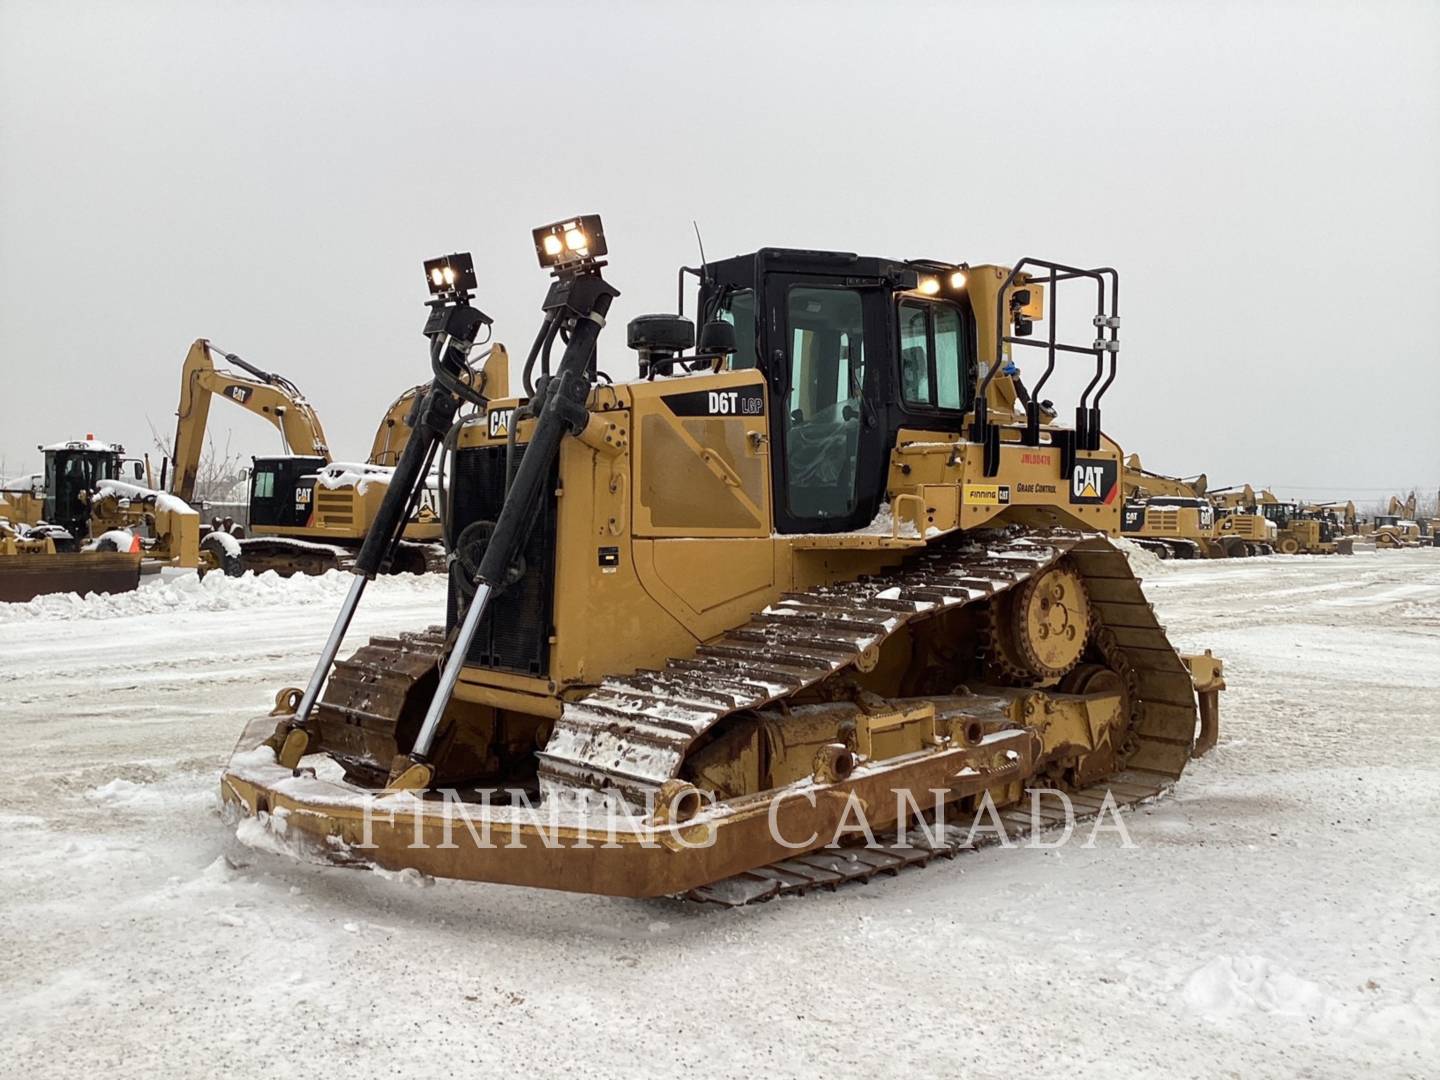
[0,517,142,601]
[220,222,1224,903]
[0,436,207,575]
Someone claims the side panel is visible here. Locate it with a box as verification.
[630,371,771,538]
[887,429,1122,534]
[447,443,559,677]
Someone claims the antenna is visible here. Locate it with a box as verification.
[692,220,708,276]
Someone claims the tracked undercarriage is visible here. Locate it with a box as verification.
[220,535,445,577]
[221,530,1222,902]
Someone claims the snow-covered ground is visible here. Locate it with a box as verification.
[1,551,1437,1078]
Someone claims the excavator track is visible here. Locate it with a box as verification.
[233,536,444,577]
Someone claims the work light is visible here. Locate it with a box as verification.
[533,214,606,270]
[423,252,477,297]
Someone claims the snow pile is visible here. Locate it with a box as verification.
[0,565,442,622]
[314,461,394,495]
[1182,955,1440,1042]
[1111,536,1174,575]
[1183,954,1345,1024]
[86,776,216,811]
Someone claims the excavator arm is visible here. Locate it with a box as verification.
[1208,483,1257,510]
[367,346,506,466]
[171,339,331,502]
[1122,454,1206,499]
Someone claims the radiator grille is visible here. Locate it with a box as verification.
[446,444,557,677]
[314,491,355,526]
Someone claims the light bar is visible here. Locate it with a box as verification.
[532,214,606,270]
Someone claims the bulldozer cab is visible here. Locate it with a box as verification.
[40,439,124,538]
[699,249,977,534]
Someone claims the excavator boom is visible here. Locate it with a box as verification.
[170,339,331,502]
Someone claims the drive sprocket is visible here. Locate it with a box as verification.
[986,559,1091,683]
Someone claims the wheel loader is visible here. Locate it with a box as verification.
[1253,493,1353,555]
[219,222,1225,903]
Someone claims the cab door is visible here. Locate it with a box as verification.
[249,455,325,529]
[763,274,889,534]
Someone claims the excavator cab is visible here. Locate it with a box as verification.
[247,454,327,531]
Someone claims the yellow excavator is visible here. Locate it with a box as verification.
[170,339,503,574]
[1121,457,1267,557]
[219,222,1225,903]
[1207,483,1278,554]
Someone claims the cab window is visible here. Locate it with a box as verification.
[253,469,275,499]
[897,299,970,411]
[783,286,865,520]
[717,289,757,370]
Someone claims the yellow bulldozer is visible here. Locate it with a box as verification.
[220,223,1224,904]
[169,339,506,574]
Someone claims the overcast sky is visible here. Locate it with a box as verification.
[2,0,1437,504]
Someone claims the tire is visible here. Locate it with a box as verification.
[201,532,245,578]
[1223,537,1248,558]
[1279,537,1300,555]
